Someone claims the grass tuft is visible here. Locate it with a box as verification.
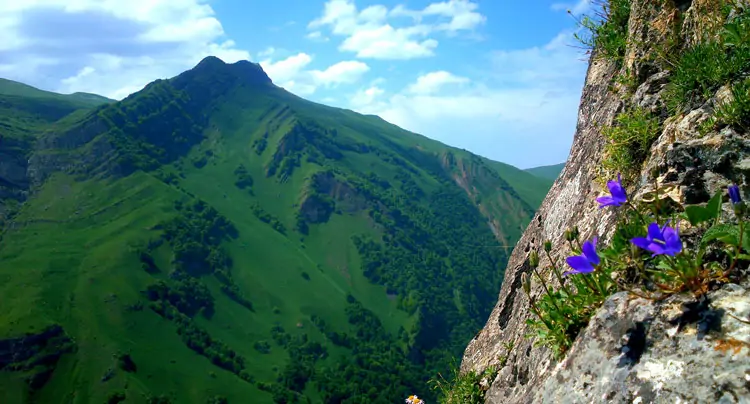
[600,106,661,187]
[573,0,632,65]
[429,362,498,404]
[714,77,750,131]
[664,5,750,113]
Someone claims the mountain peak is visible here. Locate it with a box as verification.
[190,56,272,86]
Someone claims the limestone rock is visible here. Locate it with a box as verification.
[461,1,750,403]
[532,284,750,403]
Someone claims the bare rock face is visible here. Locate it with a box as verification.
[460,47,624,404]
[460,1,750,403]
[530,284,750,404]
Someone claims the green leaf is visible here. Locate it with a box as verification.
[685,191,724,226]
[701,223,740,246]
[685,205,711,226]
[743,225,750,253]
[705,190,723,224]
[655,260,673,271]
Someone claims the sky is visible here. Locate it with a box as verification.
[0,0,596,169]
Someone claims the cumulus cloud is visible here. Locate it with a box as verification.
[348,30,588,168]
[0,0,251,99]
[406,71,468,95]
[309,0,485,60]
[350,85,385,107]
[260,52,313,84]
[260,52,370,96]
[311,60,370,87]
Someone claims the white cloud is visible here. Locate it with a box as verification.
[260,53,369,96]
[341,24,437,59]
[257,46,276,58]
[350,85,384,107]
[309,0,484,60]
[311,60,370,87]
[347,30,588,169]
[0,0,251,99]
[421,0,486,32]
[406,71,468,95]
[306,31,329,42]
[260,53,313,84]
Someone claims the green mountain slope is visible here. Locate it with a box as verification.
[524,162,566,181]
[0,57,552,404]
[0,78,114,108]
[0,79,115,228]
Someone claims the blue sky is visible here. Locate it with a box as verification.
[0,0,594,168]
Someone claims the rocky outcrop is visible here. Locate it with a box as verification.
[460,1,750,403]
[521,283,750,404]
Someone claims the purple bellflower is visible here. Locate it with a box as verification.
[597,173,628,208]
[564,237,600,276]
[631,221,682,257]
[728,184,742,205]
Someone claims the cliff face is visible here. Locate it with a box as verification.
[461,1,750,403]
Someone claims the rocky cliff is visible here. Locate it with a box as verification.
[460,0,750,403]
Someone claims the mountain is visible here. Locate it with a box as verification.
[0,57,552,403]
[524,162,566,181]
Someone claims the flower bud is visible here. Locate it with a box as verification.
[728,184,742,205]
[543,240,552,253]
[529,251,540,268]
[734,201,747,219]
[564,229,574,242]
[521,273,531,295]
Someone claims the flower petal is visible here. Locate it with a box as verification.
[663,227,682,254]
[631,237,652,250]
[565,255,595,274]
[582,239,600,266]
[648,243,666,256]
[596,196,617,208]
[646,222,663,241]
[608,180,627,203]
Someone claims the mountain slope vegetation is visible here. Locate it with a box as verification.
[524,162,566,181]
[0,57,552,403]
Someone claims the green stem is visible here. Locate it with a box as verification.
[545,250,572,296]
[727,219,744,275]
[663,253,692,286]
[528,299,555,331]
[578,271,601,296]
[626,200,648,227]
[533,267,563,312]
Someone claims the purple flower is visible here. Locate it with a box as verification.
[631,221,682,257]
[597,173,628,208]
[564,237,600,276]
[728,184,742,205]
